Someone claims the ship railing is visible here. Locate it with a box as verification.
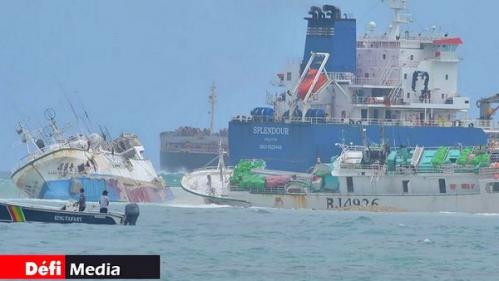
[231,115,499,131]
[328,72,355,82]
[357,37,434,48]
[477,167,499,178]
[340,163,481,175]
[230,185,286,194]
[14,141,84,172]
[352,78,398,86]
[353,97,407,106]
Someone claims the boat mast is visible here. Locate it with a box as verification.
[208,82,216,135]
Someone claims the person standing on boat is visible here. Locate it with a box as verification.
[99,190,109,213]
[78,188,86,212]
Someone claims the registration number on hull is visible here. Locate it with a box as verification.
[326,198,379,209]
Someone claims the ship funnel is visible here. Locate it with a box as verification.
[302,5,356,74]
[322,5,341,19]
[309,6,322,19]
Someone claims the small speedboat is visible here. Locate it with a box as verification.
[0,201,140,225]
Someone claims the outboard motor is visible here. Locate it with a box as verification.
[124,203,140,225]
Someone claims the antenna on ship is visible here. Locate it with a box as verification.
[386,0,410,40]
[208,82,217,135]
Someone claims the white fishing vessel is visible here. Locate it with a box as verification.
[12,109,172,202]
[181,142,499,213]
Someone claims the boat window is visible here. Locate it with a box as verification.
[439,179,446,193]
[491,182,499,192]
[347,177,354,193]
[410,54,414,61]
[287,72,292,81]
[382,54,386,60]
[445,74,449,80]
[402,180,409,193]
[404,73,407,79]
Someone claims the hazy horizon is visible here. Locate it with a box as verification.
[1,0,498,171]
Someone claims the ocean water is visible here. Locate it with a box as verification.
[1,179,499,280]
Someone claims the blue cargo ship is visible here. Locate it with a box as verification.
[228,1,492,172]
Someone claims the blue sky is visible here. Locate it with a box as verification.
[0,0,498,171]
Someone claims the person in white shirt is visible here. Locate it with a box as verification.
[99,190,110,213]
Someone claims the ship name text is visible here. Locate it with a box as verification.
[253,126,289,136]
[326,197,379,209]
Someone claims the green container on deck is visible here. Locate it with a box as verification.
[231,159,266,186]
[387,151,397,171]
[323,175,339,191]
[432,147,448,167]
[314,164,333,177]
[457,147,472,165]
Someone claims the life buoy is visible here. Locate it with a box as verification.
[356,120,362,125]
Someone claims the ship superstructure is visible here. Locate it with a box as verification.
[228,1,491,172]
[12,109,170,202]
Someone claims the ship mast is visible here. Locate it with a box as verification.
[387,0,410,40]
[208,82,216,135]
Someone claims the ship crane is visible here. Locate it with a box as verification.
[476,93,499,120]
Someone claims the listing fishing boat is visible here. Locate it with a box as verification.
[0,201,140,225]
[181,143,499,213]
[11,109,172,203]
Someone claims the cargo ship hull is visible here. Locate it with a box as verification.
[228,121,488,172]
[160,151,220,172]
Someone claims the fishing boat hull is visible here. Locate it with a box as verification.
[0,201,126,225]
[182,168,499,213]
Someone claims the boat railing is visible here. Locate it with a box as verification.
[13,138,118,173]
[478,167,499,178]
[14,142,78,172]
[230,185,288,195]
[340,162,483,175]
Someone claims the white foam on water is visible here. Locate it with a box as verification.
[167,203,232,209]
[473,213,499,216]
[438,211,458,215]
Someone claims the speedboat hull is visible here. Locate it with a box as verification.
[0,201,125,225]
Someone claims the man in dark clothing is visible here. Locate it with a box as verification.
[78,188,86,212]
[99,190,109,213]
